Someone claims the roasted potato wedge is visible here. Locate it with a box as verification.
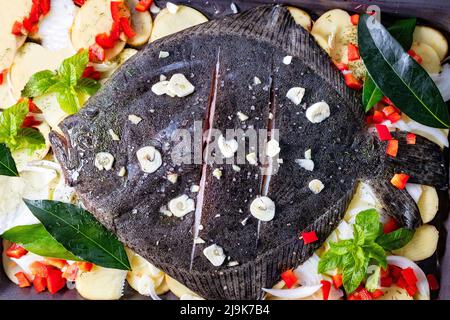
[413,26,448,61]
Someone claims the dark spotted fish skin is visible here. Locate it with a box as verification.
[50,6,447,299]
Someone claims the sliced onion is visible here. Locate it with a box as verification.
[147,281,162,301]
[387,255,430,300]
[431,63,450,102]
[294,254,322,286]
[262,284,322,299]
[405,183,423,203]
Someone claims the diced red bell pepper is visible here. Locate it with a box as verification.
[0,73,2,85]
[300,231,318,244]
[390,265,402,280]
[380,276,393,287]
[89,43,105,62]
[406,133,416,145]
[381,96,394,106]
[321,280,331,300]
[281,269,298,289]
[95,32,116,49]
[388,112,401,124]
[375,124,392,141]
[111,1,131,22]
[380,266,390,279]
[370,289,384,299]
[383,218,399,234]
[347,43,360,61]
[391,173,410,190]
[350,14,360,25]
[76,261,94,272]
[6,243,28,259]
[382,105,396,117]
[28,98,42,113]
[39,0,51,15]
[372,110,384,124]
[120,17,136,39]
[405,284,418,296]
[82,66,101,80]
[33,275,47,293]
[46,268,66,294]
[386,139,399,157]
[348,287,373,300]
[73,0,86,6]
[407,49,423,64]
[62,264,79,281]
[136,0,153,12]
[12,21,24,35]
[29,261,54,278]
[426,274,439,291]
[109,21,122,41]
[401,268,417,287]
[333,61,348,71]
[15,272,31,288]
[332,274,343,289]
[45,258,68,269]
[21,116,41,128]
[343,73,363,90]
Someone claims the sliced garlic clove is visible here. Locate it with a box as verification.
[250,196,276,221]
[203,244,226,267]
[94,152,115,171]
[136,146,162,173]
[306,101,330,123]
[218,135,239,158]
[168,194,195,217]
[167,73,195,97]
[309,179,324,194]
[128,114,142,124]
[286,87,306,105]
[266,139,281,157]
[295,159,314,171]
[151,80,170,96]
[246,152,258,165]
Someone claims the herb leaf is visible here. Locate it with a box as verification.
[57,88,80,115]
[362,74,383,112]
[0,143,19,177]
[358,14,450,128]
[23,199,131,270]
[1,224,81,261]
[76,78,101,96]
[15,128,46,152]
[21,70,58,98]
[355,209,382,241]
[364,243,387,269]
[376,228,415,251]
[318,251,343,274]
[343,249,368,293]
[59,50,89,85]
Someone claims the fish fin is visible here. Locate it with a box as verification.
[387,132,447,189]
[367,179,421,229]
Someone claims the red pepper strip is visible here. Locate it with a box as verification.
[300,231,318,244]
[357,288,373,300]
[370,289,384,299]
[6,243,28,259]
[387,112,401,124]
[350,14,360,25]
[407,49,423,64]
[390,173,410,190]
[33,275,47,293]
[76,261,94,272]
[46,268,66,294]
[380,276,392,287]
[95,32,116,49]
[21,116,42,128]
[343,73,363,90]
[82,66,101,80]
[89,44,105,62]
[28,98,42,113]
[375,124,392,141]
[23,1,41,33]
[111,1,131,22]
[389,265,402,280]
[332,274,343,289]
[406,133,416,145]
[321,280,331,300]
[347,43,360,61]
[62,264,79,281]
[281,269,298,289]
[29,261,53,278]
[109,21,122,41]
[120,17,136,39]
[15,272,31,288]
[372,110,384,124]
[383,218,399,234]
[382,105,396,117]
[39,0,51,15]
[405,284,417,296]
[73,0,86,6]
[45,258,68,269]
[0,72,3,85]
[136,0,153,12]
[386,139,398,157]
[426,274,439,291]
[11,21,24,35]
[401,268,418,287]
[333,61,348,71]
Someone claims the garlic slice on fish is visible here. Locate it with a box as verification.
[167,73,195,98]
[304,149,312,159]
[250,196,276,221]
[108,129,120,141]
[309,179,324,194]
[128,114,142,124]
[306,101,330,123]
[286,87,305,105]
[246,152,258,165]
[212,168,222,180]
[266,139,281,157]
[94,152,115,171]
[168,194,195,217]
[295,159,314,171]
[237,111,249,121]
[151,80,170,96]
[136,146,162,173]
[283,56,293,65]
[218,135,239,158]
[203,244,226,267]
[159,51,169,58]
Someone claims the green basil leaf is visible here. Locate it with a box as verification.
[343,247,368,293]
[59,50,89,86]
[353,224,365,246]
[14,128,46,152]
[0,99,29,140]
[0,143,19,177]
[355,209,382,241]
[1,224,81,261]
[362,73,383,112]
[76,77,101,96]
[21,70,58,98]
[376,228,415,251]
[57,88,80,115]
[363,242,387,269]
[23,199,131,270]
[358,14,450,128]
[387,18,417,50]
[329,240,353,255]
[318,250,343,274]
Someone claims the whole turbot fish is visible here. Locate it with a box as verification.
[50,6,447,299]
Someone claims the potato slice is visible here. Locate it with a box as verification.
[10,43,73,99]
[393,224,439,261]
[311,9,352,51]
[418,186,439,224]
[71,0,125,61]
[377,285,414,300]
[413,26,448,61]
[287,7,312,31]
[126,0,152,46]
[76,266,127,300]
[0,80,16,110]
[150,5,208,43]
[165,274,202,299]
[410,42,441,74]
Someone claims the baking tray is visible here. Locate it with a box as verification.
[1,0,449,300]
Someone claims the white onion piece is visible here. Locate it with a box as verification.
[430,63,450,102]
[148,281,162,301]
[405,183,423,203]
[294,254,322,286]
[386,255,430,300]
[262,284,322,299]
